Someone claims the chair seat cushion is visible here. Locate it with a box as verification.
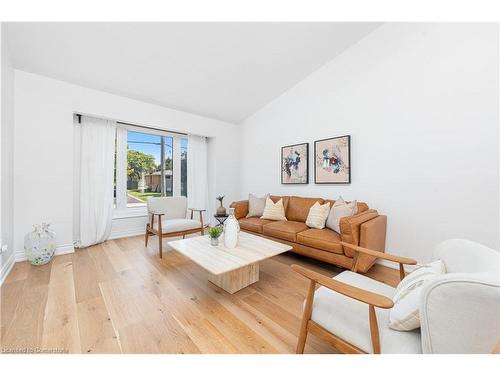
[262,220,308,242]
[296,228,343,254]
[310,271,422,353]
[238,217,273,233]
[154,218,201,233]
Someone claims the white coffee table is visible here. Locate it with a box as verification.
[168,231,292,293]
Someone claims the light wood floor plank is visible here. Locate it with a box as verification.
[149,252,281,353]
[148,268,278,353]
[41,255,81,353]
[72,248,102,303]
[1,284,48,351]
[25,261,52,288]
[1,234,400,354]
[76,296,122,354]
[121,249,239,353]
[3,261,30,284]
[101,240,132,273]
[1,279,26,338]
[87,244,119,282]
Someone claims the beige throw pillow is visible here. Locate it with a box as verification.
[389,260,446,331]
[246,193,269,218]
[325,196,358,233]
[305,201,331,229]
[260,197,287,221]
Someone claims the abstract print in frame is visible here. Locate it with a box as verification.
[314,135,351,184]
[281,143,309,184]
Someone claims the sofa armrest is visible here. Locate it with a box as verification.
[356,215,388,272]
[230,200,249,219]
[339,209,379,255]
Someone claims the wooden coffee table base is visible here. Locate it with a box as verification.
[208,263,259,294]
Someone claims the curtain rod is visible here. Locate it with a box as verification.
[75,113,188,136]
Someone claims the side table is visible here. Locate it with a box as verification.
[213,214,229,227]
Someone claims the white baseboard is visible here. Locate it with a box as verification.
[108,228,144,240]
[377,259,418,273]
[14,244,75,262]
[0,252,16,286]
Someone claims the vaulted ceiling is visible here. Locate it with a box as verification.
[5,22,380,123]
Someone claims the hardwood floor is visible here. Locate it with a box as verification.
[1,235,400,354]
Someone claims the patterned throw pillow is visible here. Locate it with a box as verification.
[305,201,331,229]
[389,260,446,331]
[325,196,358,233]
[260,197,287,221]
[246,193,269,218]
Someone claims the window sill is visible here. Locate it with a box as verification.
[113,206,148,219]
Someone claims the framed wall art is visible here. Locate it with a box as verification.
[314,135,351,184]
[281,143,309,184]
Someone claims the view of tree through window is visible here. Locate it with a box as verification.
[126,130,174,205]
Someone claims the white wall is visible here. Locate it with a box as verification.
[239,23,499,263]
[13,70,239,259]
[1,24,15,282]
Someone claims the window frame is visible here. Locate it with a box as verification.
[114,124,188,218]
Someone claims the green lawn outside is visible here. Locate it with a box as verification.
[128,189,162,202]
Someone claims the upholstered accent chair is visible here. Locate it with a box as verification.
[145,196,205,258]
[293,239,500,354]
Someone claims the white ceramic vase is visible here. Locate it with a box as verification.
[223,208,240,249]
[24,223,57,266]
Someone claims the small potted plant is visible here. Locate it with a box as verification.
[208,226,223,246]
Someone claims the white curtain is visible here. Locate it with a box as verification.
[187,134,209,220]
[75,116,117,247]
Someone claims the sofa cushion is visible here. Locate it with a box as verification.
[325,199,369,214]
[389,260,446,331]
[247,193,269,218]
[326,197,358,233]
[238,217,273,234]
[262,220,308,242]
[154,218,201,233]
[270,195,289,212]
[305,201,331,229]
[261,197,287,221]
[286,196,325,222]
[296,228,344,254]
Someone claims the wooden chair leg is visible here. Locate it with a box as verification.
[145,225,150,246]
[158,219,163,258]
[369,305,381,354]
[182,234,186,239]
[296,279,316,354]
[200,211,205,235]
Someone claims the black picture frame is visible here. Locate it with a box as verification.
[281,142,309,184]
[314,135,351,184]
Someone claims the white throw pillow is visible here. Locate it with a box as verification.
[389,260,446,331]
[305,201,331,229]
[260,197,287,221]
[325,196,358,233]
[246,193,269,218]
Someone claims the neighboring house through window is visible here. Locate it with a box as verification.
[114,125,188,213]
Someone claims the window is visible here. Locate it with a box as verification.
[114,126,188,212]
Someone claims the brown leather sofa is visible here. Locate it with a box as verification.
[230,195,387,272]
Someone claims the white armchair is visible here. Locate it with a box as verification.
[145,196,205,258]
[293,239,500,354]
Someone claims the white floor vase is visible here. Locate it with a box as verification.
[223,208,240,249]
